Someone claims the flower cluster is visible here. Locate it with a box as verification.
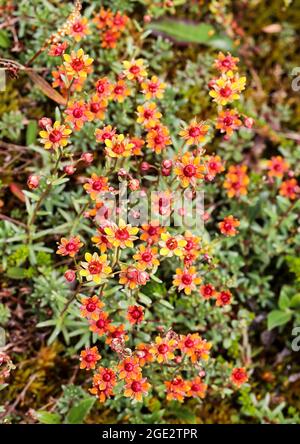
[40,35,251,405]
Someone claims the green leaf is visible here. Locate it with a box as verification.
[35,411,61,424]
[148,20,234,51]
[26,120,38,145]
[267,310,292,330]
[6,267,27,280]
[290,294,300,309]
[66,397,95,424]
[278,292,290,310]
[0,30,10,49]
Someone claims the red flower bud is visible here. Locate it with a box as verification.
[64,269,76,282]
[162,159,172,169]
[64,165,76,175]
[38,117,52,129]
[161,168,171,176]
[27,175,40,190]
[140,162,151,172]
[80,152,94,164]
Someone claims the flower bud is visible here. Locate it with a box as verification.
[80,152,94,164]
[244,117,254,129]
[161,168,171,176]
[140,161,151,172]
[27,175,40,190]
[64,165,76,175]
[38,117,52,129]
[64,269,76,282]
[162,159,172,169]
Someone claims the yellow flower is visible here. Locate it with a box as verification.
[63,48,93,79]
[105,134,133,158]
[159,232,187,257]
[133,245,160,270]
[174,152,205,188]
[122,59,148,81]
[79,252,112,284]
[136,102,162,128]
[179,118,209,145]
[209,71,246,106]
[104,219,139,249]
[141,75,166,100]
[39,121,72,150]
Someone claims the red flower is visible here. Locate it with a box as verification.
[279,178,299,200]
[231,367,248,387]
[218,215,240,236]
[56,236,83,257]
[89,367,117,402]
[80,295,104,320]
[216,290,232,306]
[89,311,111,336]
[79,346,101,370]
[200,283,216,300]
[127,305,144,325]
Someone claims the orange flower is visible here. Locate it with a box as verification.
[93,8,113,29]
[179,119,209,145]
[159,232,187,258]
[89,367,117,402]
[266,156,289,178]
[165,377,187,402]
[80,346,101,370]
[119,266,149,289]
[106,324,129,345]
[39,120,72,150]
[150,336,177,363]
[101,29,120,48]
[231,367,248,387]
[69,17,90,42]
[216,290,232,307]
[133,245,160,270]
[56,236,83,257]
[279,178,299,200]
[63,49,93,79]
[214,52,239,73]
[173,267,202,295]
[87,95,107,121]
[127,305,144,325]
[129,137,145,155]
[140,222,165,244]
[141,75,166,100]
[216,109,242,137]
[112,11,129,32]
[110,80,131,102]
[65,100,90,130]
[146,124,171,154]
[105,134,133,158]
[135,343,154,367]
[48,41,68,57]
[218,215,240,236]
[223,164,249,198]
[79,252,112,284]
[95,125,116,143]
[83,174,109,200]
[186,376,207,398]
[178,333,211,363]
[200,283,216,300]
[95,77,113,99]
[136,102,162,128]
[80,295,104,320]
[174,152,205,188]
[123,59,148,81]
[205,155,224,180]
[104,219,138,249]
[183,232,201,255]
[118,357,142,380]
[91,227,112,253]
[89,311,111,336]
[124,375,151,402]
